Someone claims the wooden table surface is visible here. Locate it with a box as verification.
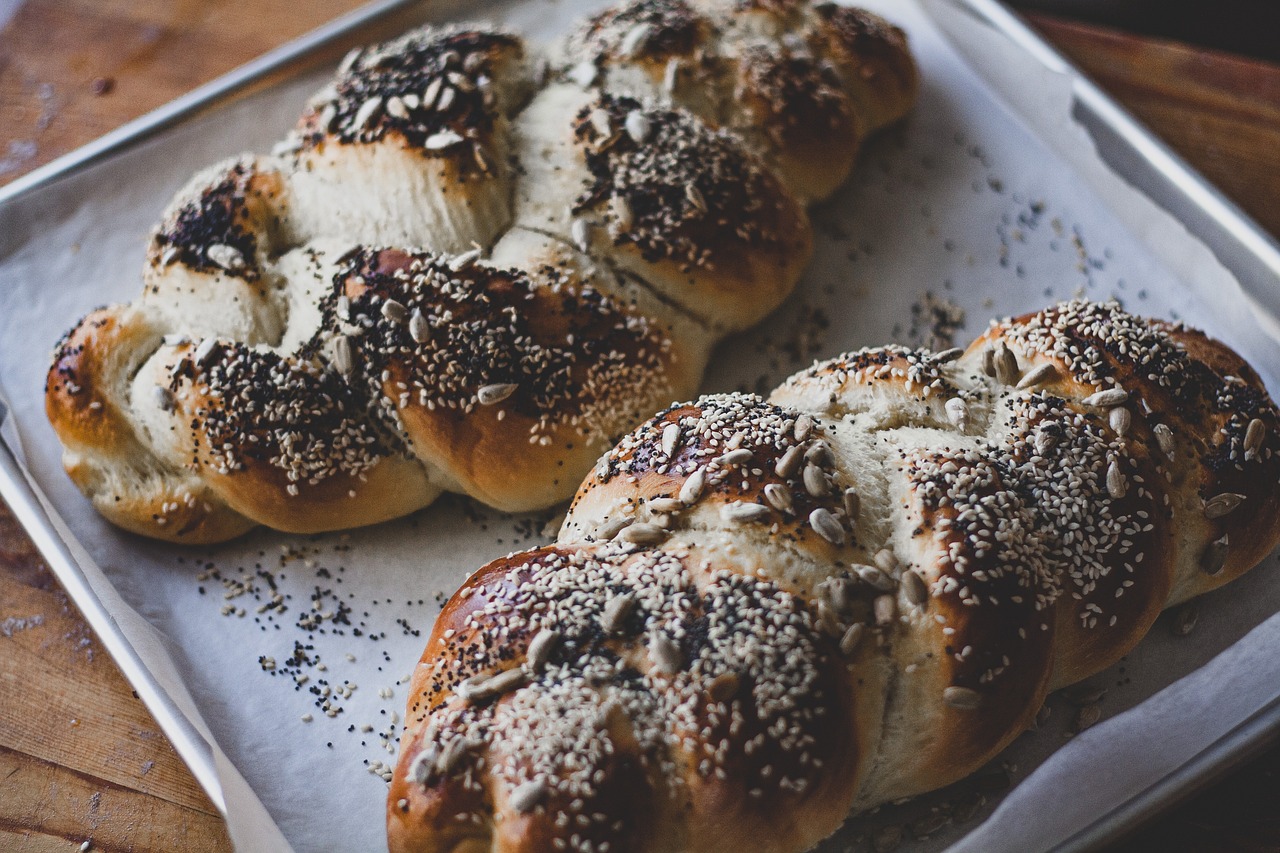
[2,2,1279,851]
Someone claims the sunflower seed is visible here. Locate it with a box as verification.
[601,593,636,633]
[407,745,437,784]
[679,468,706,505]
[483,667,527,696]
[994,344,1020,385]
[1153,423,1175,458]
[1199,534,1229,575]
[686,184,707,214]
[193,337,218,366]
[708,671,740,703]
[571,217,592,252]
[381,299,407,324]
[649,633,683,674]
[802,464,829,498]
[805,440,834,466]
[648,497,684,514]
[318,103,338,132]
[338,47,363,76]
[332,335,354,376]
[1082,387,1129,408]
[206,243,245,272]
[447,72,474,94]
[1106,459,1126,499]
[723,502,772,524]
[944,397,968,429]
[610,194,634,231]
[408,309,431,344]
[943,686,982,710]
[336,295,351,321]
[902,570,928,606]
[449,249,481,272]
[588,107,612,139]
[874,594,897,625]
[763,483,794,514]
[401,93,421,110]
[803,507,840,546]
[775,444,806,479]
[152,385,174,412]
[617,522,666,545]
[856,564,896,592]
[1016,362,1058,390]
[982,346,997,377]
[663,57,680,92]
[816,600,842,636]
[425,129,464,150]
[1109,406,1131,436]
[935,347,964,363]
[1244,418,1266,458]
[160,245,181,266]
[526,628,559,671]
[623,110,651,145]
[1203,492,1246,519]
[821,577,854,614]
[509,778,547,814]
[1074,704,1101,732]
[422,77,442,109]
[661,422,680,458]
[352,96,383,131]
[436,86,456,112]
[874,548,899,575]
[718,448,753,466]
[385,95,409,119]
[568,60,598,87]
[1171,602,1198,636]
[794,414,815,442]
[839,622,866,656]
[843,488,861,519]
[436,736,469,775]
[455,671,490,703]
[477,383,517,405]
[620,22,652,57]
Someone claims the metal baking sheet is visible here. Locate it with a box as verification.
[2,0,1278,850]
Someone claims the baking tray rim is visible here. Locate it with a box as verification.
[1,0,1277,849]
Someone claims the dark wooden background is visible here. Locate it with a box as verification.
[1,1,1278,850]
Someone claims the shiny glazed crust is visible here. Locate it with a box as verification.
[388,300,1280,852]
[45,0,918,543]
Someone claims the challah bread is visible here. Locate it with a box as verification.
[45,0,917,543]
[388,300,1280,853]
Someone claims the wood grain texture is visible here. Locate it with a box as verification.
[1027,12,1280,240]
[1,2,1279,852]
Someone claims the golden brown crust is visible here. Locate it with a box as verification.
[392,300,1280,852]
[46,307,256,543]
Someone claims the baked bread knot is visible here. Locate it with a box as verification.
[389,300,1280,852]
[45,0,917,543]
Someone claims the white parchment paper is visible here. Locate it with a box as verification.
[1,1,1277,851]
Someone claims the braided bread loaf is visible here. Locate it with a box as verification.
[388,300,1280,853]
[43,0,916,544]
